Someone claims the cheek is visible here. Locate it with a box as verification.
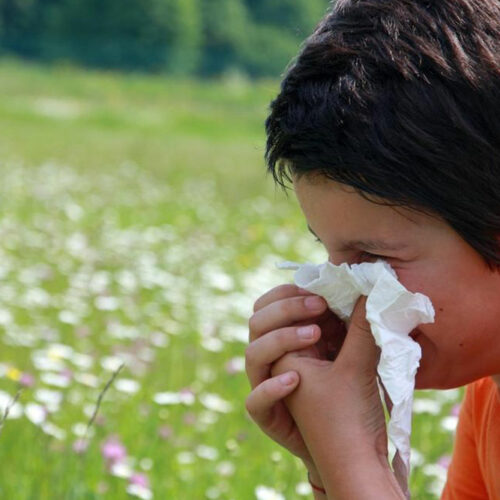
[393,267,453,333]
[393,259,500,388]
[395,266,478,349]
[392,267,440,302]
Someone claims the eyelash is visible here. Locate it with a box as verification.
[314,236,388,261]
[360,251,381,261]
[314,238,382,261]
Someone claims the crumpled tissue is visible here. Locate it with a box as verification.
[279,259,435,498]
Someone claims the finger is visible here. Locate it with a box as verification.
[245,324,321,388]
[338,296,379,373]
[245,371,299,428]
[249,295,327,341]
[253,284,312,313]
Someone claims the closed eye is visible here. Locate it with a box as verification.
[313,237,381,259]
[359,251,390,262]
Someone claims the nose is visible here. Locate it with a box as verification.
[328,250,356,267]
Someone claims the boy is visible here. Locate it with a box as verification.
[245,0,500,498]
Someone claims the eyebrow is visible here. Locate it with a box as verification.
[307,225,408,252]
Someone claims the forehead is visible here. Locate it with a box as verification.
[293,177,429,243]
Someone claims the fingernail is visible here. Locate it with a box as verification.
[305,296,325,311]
[279,372,296,386]
[297,325,314,339]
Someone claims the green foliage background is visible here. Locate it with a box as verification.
[0,0,330,76]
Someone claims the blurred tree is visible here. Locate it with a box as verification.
[241,24,300,77]
[245,0,328,38]
[200,0,249,75]
[39,0,201,72]
[0,0,40,56]
[48,0,134,68]
[150,0,201,74]
[240,0,330,76]
[0,0,332,77]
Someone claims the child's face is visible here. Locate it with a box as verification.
[294,176,500,389]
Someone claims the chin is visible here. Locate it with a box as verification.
[415,376,455,391]
[415,372,457,390]
[413,350,448,390]
[414,373,434,390]
[411,331,453,390]
[415,364,478,391]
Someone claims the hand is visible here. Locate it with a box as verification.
[271,297,404,499]
[245,284,347,476]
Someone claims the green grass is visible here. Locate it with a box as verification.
[0,59,459,499]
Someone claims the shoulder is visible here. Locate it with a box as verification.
[466,376,498,406]
[462,376,500,436]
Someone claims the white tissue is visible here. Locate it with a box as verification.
[279,260,435,497]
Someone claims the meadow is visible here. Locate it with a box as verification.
[0,59,460,499]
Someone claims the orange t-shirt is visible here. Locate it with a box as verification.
[441,377,500,499]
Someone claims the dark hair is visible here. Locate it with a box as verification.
[266,0,500,266]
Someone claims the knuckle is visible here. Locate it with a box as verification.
[248,314,258,334]
[275,283,296,297]
[271,353,294,377]
[260,381,274,400]
[252,297,262,313]
[244,395,255,415]
[244,344,255,366]
[276,327,292,346]
[270,359,286,377]
[253,284,291,312]
[277,298,293,317]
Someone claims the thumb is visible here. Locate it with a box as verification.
[337,296,380,374]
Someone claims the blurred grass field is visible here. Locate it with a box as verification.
[0,59,460,499]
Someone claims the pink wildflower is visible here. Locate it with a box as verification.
[94,414,106,426]
[438,454,452,470]
[60,368,73,380]
[19,372,35,387]
[158,425,173,440]
[450,403,461,417]
[129,472,150,489]
[73,438,89,454]
[179,387,195,400]
[225,357,244,375]
[101,436,127,464]
[183,411,196,426]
